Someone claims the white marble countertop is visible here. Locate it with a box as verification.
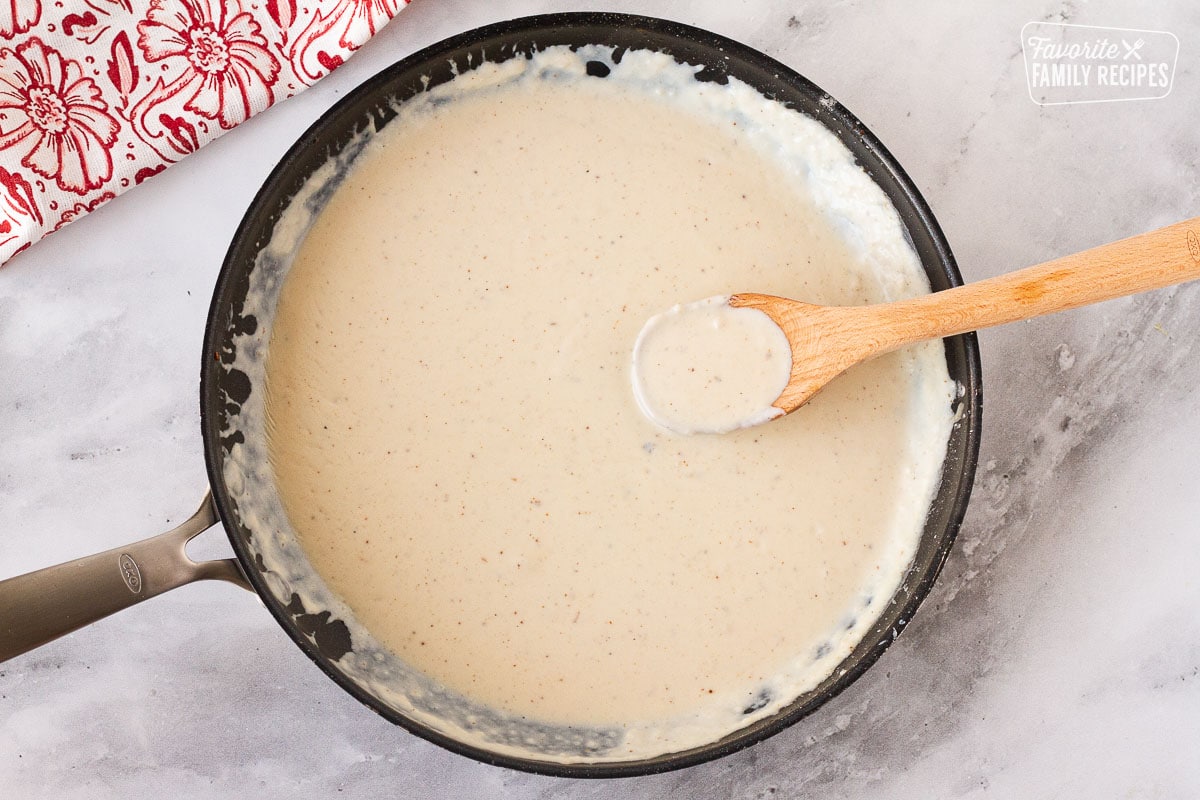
[3,0,1198,796]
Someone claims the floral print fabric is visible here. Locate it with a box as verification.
[0,0,407,263]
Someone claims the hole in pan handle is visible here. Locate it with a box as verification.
[0,492,252,663]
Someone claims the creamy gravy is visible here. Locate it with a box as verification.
[632,295,791,434]
[263,48,956,758]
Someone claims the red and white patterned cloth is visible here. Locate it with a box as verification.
[0,0,408,264]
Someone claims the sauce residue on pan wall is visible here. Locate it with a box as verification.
[260,46,956,759]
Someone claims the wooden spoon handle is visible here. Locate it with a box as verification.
[866,215,1200,352]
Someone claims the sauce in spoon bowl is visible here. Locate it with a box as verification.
[631,295,791,435]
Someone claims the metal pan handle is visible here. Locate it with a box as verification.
[0,492,251,663]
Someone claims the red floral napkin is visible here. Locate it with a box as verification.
[0,0,408,264]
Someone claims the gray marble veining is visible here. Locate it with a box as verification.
[2,0,1198,797]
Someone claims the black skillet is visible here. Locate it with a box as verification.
[0,12,981,777]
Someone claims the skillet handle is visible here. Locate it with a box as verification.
[0,492,252,663]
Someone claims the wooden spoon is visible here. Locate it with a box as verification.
[731,216,1200,416]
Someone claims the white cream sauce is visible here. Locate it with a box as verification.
[632,295,791,434]
[260,47,956,760]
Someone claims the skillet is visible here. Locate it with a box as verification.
[0,12,981,777]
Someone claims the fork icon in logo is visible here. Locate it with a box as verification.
[1122,38,1145,60]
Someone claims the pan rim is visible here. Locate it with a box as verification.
[200,10,983,778]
